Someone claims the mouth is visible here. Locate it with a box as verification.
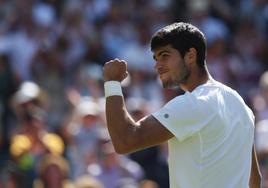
[159,72,169,80]
[157,68,169,75]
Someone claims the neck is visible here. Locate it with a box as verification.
[180,67,210,92]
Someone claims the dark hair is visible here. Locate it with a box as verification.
[150,22,207,68]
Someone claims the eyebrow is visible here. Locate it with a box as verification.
[153,50,170,60]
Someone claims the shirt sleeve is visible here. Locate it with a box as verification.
[152,91,215,141]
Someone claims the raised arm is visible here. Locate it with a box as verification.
[250,144,262,188]
[103,59,173,154]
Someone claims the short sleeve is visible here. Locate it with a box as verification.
[152,92,215,141]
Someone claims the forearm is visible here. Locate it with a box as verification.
[103,59,166,154]
[106,96,137,154]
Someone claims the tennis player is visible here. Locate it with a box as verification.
[103,22,262,188]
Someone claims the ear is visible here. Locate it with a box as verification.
[184,48,197,65]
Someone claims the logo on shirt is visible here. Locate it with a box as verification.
[164,114,169,118]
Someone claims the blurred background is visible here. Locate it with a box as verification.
[0,0,268,187]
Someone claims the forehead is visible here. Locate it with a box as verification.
[153,44,173,53]
[152,45,179,59]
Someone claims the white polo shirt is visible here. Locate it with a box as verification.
[152,80,255,188]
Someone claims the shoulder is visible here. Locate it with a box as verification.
[196,80,253,116]
[209,80,247,105]
[188,80,237,113]
[192,80,241,102]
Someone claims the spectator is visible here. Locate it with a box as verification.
[64,96,103,179]
[33,154,74,188]
[9,90,64,187]
[251,71,268,122]
[87,142,144,188]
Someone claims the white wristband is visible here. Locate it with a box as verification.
[104,81,123,97]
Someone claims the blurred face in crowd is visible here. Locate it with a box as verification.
[43,164,63,188]
[261,87,268,103]
[153,45,190,88]
[82,115,98,128]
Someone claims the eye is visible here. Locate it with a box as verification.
[161,53,169,60]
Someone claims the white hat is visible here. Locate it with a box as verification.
[76,97,100,117]
[14,81,40,104]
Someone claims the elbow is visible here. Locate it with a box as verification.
[114,146,128,155]
[110,125,138,155]
[113,142,133,155]
[111,135,136,155]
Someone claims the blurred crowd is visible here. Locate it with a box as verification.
[0,0,268,187]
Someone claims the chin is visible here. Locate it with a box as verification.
[162,81,177,89]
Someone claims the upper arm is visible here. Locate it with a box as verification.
[105,95,173,154]
[108,92,210,154]
[123,92,213,153]
[123,115,174,154]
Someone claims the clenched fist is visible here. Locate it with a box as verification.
[103,59,128,82]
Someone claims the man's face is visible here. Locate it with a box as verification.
[153,45,190,88]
